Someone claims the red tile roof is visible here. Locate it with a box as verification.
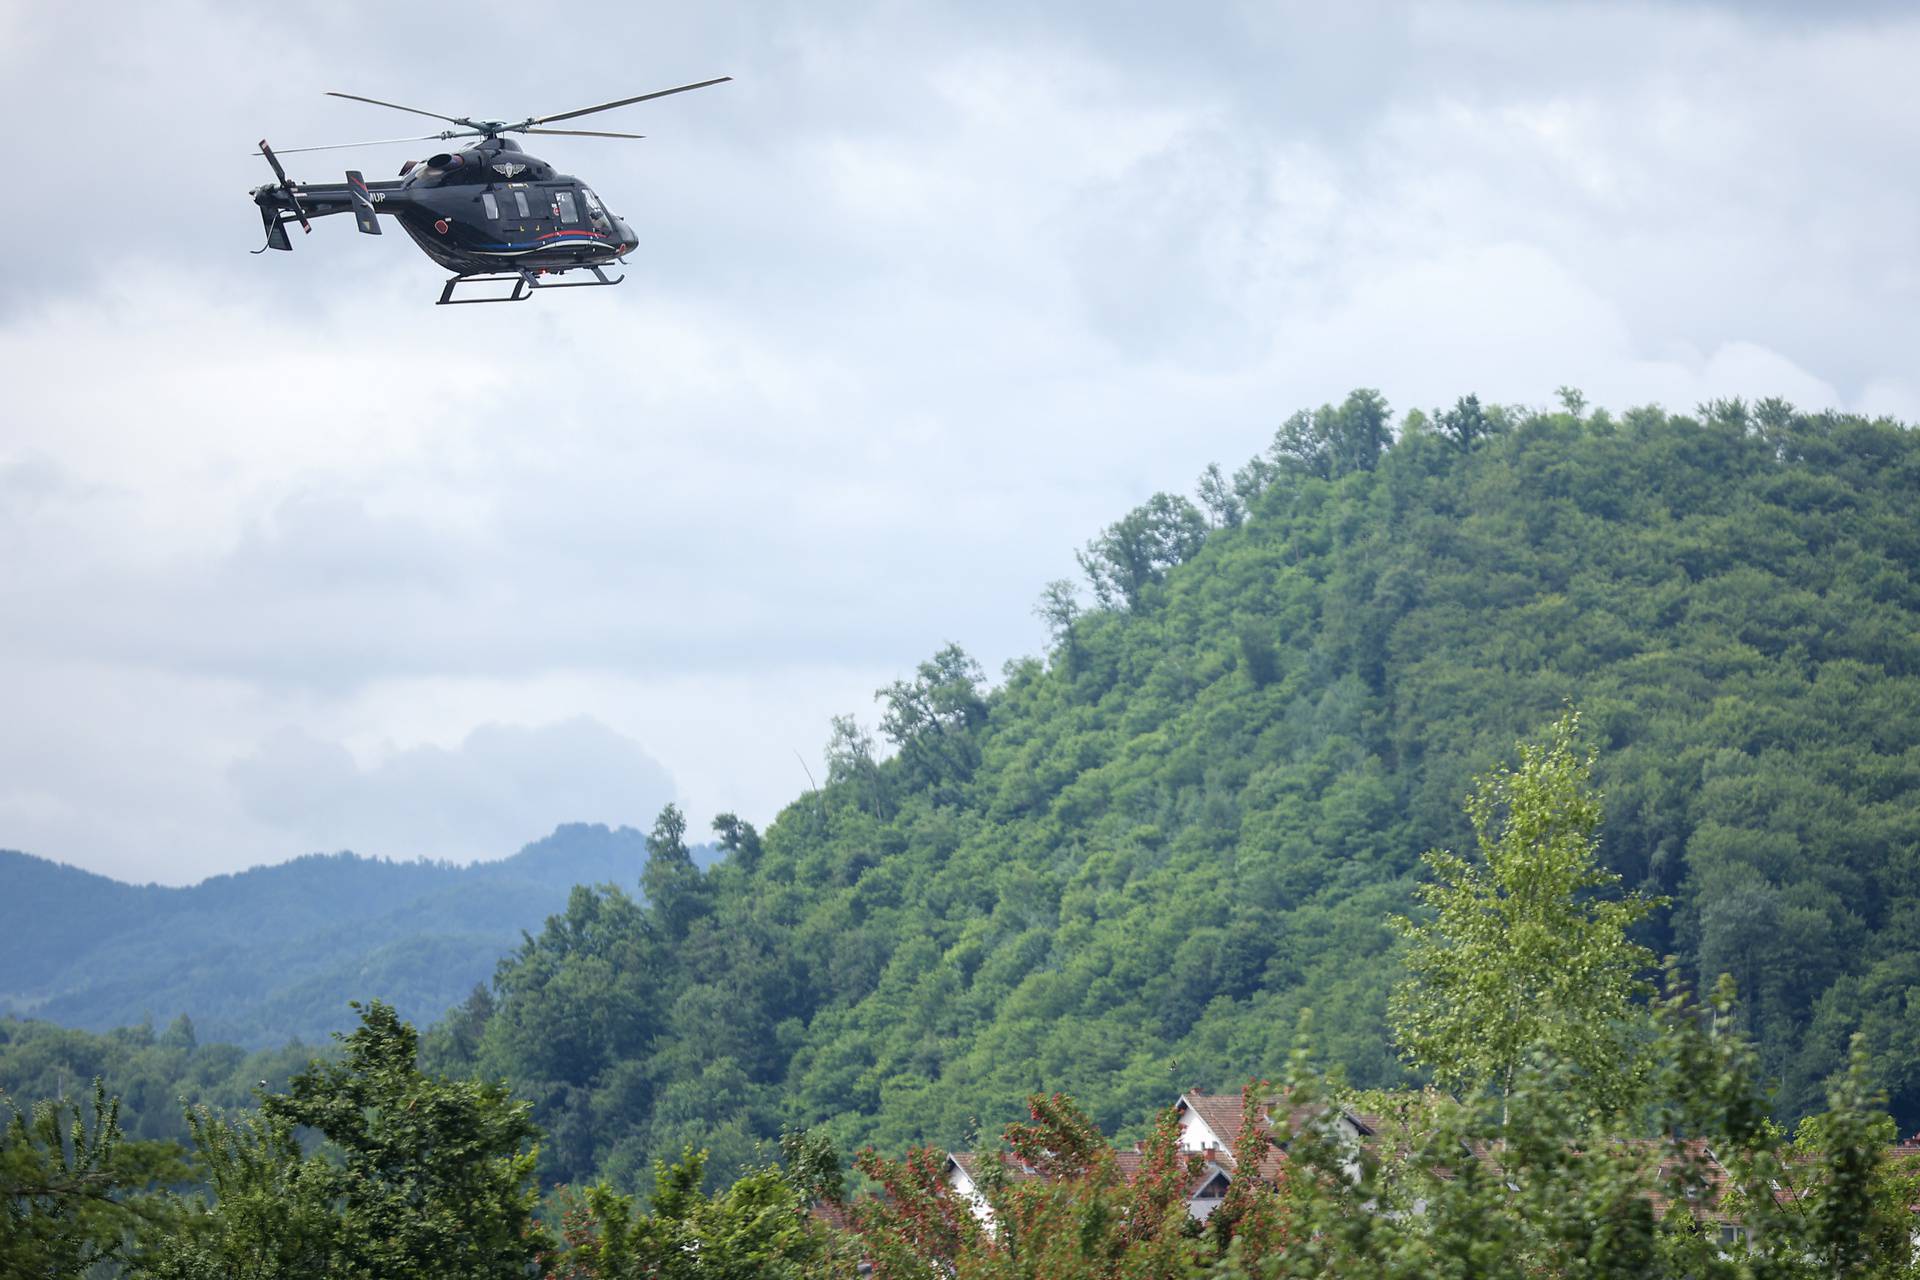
[947,1144,1235,1204]
[1178,1090,1250,1152]
[947,1151,1041,1185]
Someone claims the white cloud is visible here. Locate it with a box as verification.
[227,718,675,863]
[1,0,1915,881]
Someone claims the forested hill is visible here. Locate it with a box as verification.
[1,824,714,1047]
[443,394,1920,1192]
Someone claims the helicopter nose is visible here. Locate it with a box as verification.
[613,217,638,256]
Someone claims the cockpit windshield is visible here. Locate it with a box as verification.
[581,188,612,233]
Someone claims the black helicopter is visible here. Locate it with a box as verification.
[250,77,730,304]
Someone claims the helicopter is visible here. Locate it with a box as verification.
[250,76,730,304]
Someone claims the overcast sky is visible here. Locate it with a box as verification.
[1,0,1914,885]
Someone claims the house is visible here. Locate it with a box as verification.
[1173,1087,1380,1216]
[930,1093,1919,1255]
[945,1087,1381,1229]
[943,1150,1037,1226]
[945,1145,1239,1227]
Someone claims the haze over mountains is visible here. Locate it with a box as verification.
[0,824,715,1047]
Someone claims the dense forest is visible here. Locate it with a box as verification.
[0,824,712,1046]
[12,723,1919,1278]
[407,390,1920,1192]
[5,391,1916,1205]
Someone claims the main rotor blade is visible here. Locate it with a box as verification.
[529,76,731,126]
[326,91,471,127]
[253,131,475,156]
[520,127,647,139]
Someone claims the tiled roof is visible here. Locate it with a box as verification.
[1179,1089,1250,1151]
[948,1151,1041,1184]
[945,1108,1920,1234]
[948,1145,1232,1202]
[1643,1138,1743,1224]
[808,1199,858,1232]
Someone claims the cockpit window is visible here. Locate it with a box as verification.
[556,190,578,223]
[581,188,611,232]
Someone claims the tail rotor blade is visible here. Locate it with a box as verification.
[257,139,311,235]
[258,138,291,186]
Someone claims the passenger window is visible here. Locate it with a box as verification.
[556,191,578,223]
[513,190,530,218]
[482,192,499,220]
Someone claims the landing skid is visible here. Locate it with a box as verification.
[437,264,626,305]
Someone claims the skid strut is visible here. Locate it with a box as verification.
[437,264,625,305]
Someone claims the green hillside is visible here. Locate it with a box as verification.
[0,824,714,1046]
[437,392,1920,1190]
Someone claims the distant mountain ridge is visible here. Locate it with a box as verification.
[0,824,714,1047]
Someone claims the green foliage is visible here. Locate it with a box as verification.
[1,1079,187,1278]
[1077,492,1210,610]
[1218,976,1917,1279]
[433,392,1920,1200]
[777,1125,846,1207]
[643,806,712,942]
[145,1000,548,1280]
[139,1109,341,1279]
[544,1147,850,1279]
[1390,711,1663,1117]
[0,1015,322,1152]
[878,643,991,797]
[851,1093,1202,1280]
[830,982,1920,1279]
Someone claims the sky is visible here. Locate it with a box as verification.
[1,0,1915,885]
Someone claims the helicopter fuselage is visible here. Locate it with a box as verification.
[251,138,637,281]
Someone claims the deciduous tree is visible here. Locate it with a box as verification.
[1390,712,1663,1120]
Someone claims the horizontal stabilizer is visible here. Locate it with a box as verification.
[347,170,381,235]
[259,205,293,252]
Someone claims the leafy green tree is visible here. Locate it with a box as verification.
[776,1126,845,1207]
[1197,462,1245,528]
[1075,492,1209,609]
[1774,1038,1917,1277]
[877,643,989,794]
[1435,392,1488,451]
[711,813,764,873]
[2,1080,185,1278]
[643,804,710,941]
[1269,389,1393,481]
[1390,712,1663,1119]
[137,1108,342,1279]
[545,1147,850,1279]
[822,717,889,820]
[852,1094,1202,1279]
[177,1000,549,1280]
[1033,579,1083,655]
